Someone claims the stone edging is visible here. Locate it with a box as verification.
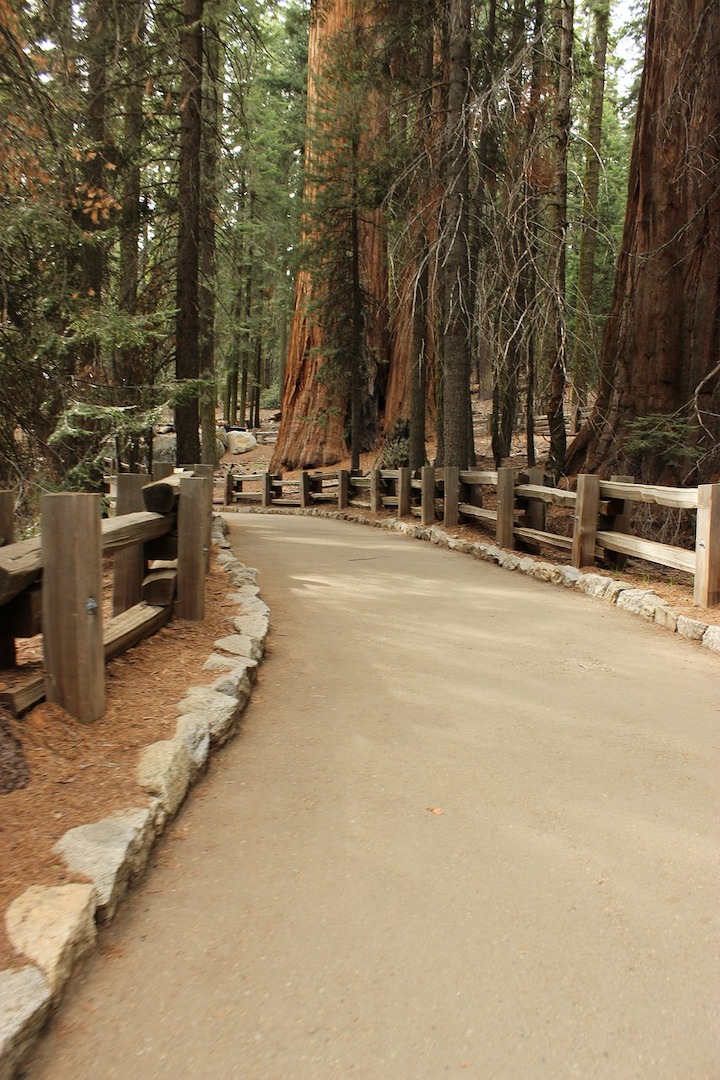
[0,516,265,1080]
[229,504,720,655]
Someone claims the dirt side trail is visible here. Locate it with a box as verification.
[25,513,720,1079]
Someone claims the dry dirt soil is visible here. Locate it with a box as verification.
[1,430,717,975]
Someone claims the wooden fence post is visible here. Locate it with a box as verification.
[496,468,516,549]
[370,469,382,513]
[42,493,104,723]
[398,467,410,518]
[202,474,214,571]
[572,473,600,568]
[421,466,435,526]
[603,474,634,568]
[443,467,459,528]
[153,462,174,482]
[0,491,15,666]
[225,471,235,505]
[338,470,349,510]
[176,476,206,621]
[261,472,273,507]
[695,483,720,607]
[300,470,311,509]
[526,466,546,532]
[113,474,147,616]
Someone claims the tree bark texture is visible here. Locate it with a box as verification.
[542,0,573,474]
[199,12,220,466]
[383,17,439,443]
[566,0,720,481]
[174,0,204,466]
[570,0,609,402]
[439,0,473,468]
[271,0,389,471]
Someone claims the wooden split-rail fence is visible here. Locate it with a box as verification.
[0,464,214,723]
[225,465,720,609]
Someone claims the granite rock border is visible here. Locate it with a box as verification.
[0,515,266,1080]
[229,503,720,654]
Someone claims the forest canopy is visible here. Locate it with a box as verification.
[2,0,719,514]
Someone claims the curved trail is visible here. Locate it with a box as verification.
[26,513,719,1079]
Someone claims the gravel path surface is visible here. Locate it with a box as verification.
[25,513,720,1079]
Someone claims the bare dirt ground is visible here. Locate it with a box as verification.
[0,422,716,974]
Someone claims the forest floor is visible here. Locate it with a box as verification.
[0,416,716,973]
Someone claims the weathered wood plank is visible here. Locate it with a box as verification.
[398,467,411,517]
[595,531,695,573]
[458,503,497,524]
[152,462,175,482]
[598,481,698,510]
[514,484,577,508]
[338,470,349,509]
[496,468,516,549]
[0,672,44,714]
[142,569,177,606]
[0,490,16,664]
[572,474,600,569]
[42,493,104,724]
[421,466,435,526]
[113,474,148,616]
[459,470,498,486]
[444,467,460,528]
[300,471,312,509]
[513,527,573,550]
[370,470,382,514]
[176,476,206,621]
[104,602,171,660]
[142,472,186,513]
[261,472,273,507]
[0,600,175,715]
[694,484,720,607]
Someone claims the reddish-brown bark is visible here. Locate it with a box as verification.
[566,0,720,482]
[271,0,389,471]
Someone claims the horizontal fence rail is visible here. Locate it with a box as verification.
[0,467,213,722]
[224,465,720,609]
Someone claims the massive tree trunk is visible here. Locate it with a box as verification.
[383,11,439,454]
[271,0,389,472]
[174,0,203,466]
[566,0,720,482]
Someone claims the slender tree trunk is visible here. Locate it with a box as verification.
[543,0,573,476]
[199,8,220,465]
[570,0,609,410]
[82,0,113,308]
[440,0,472,468]
[409,258,429,470]
[524,0,545,469]
[116,0,147,471]
[174,0,204,465]
[349,135,363,472]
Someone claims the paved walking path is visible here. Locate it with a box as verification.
[25,514,719,1079]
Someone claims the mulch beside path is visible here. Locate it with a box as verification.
[0,557,239,973]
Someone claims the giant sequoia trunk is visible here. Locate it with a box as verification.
[271,0,389,471]
[566,0,720,482]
